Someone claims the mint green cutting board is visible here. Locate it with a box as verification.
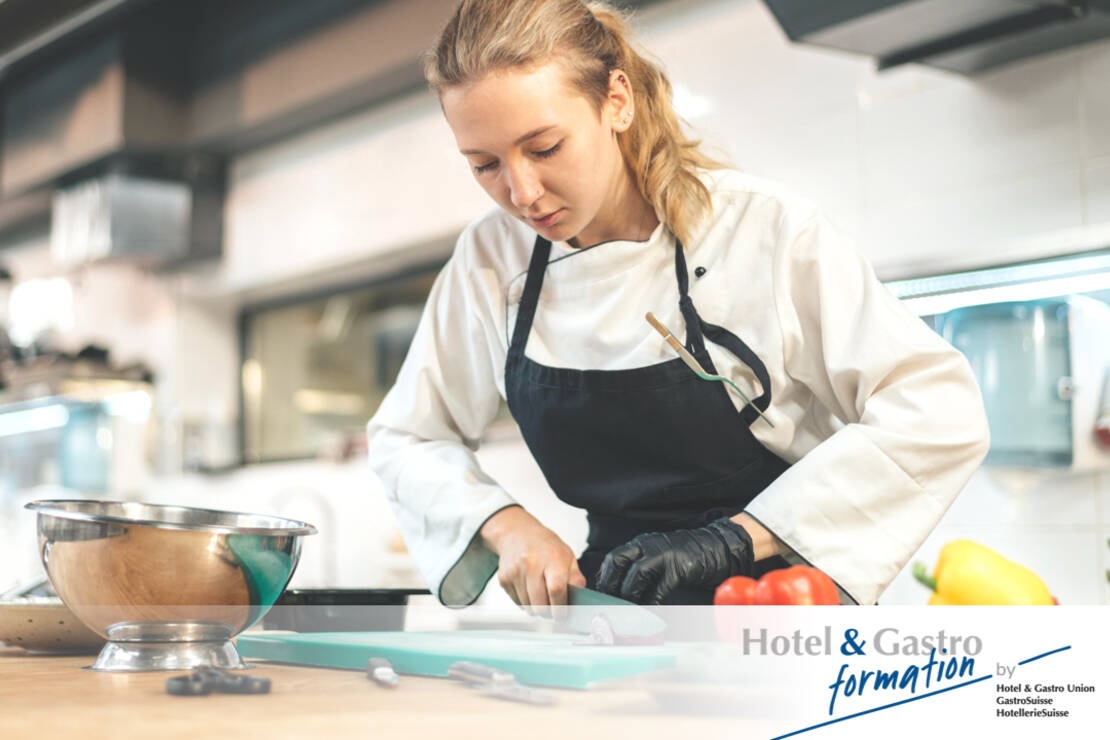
[236,630,678,689]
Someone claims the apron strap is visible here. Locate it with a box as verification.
[674,237,773,425]
[674,239,709,359]
[508,236,552,359]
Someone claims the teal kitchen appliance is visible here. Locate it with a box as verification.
[937,296,1110,468]
[0,383,153,496]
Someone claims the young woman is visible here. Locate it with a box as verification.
[366,0,990,607]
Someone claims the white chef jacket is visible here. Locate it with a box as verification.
[366,168,990,606]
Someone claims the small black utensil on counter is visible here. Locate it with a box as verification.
[166,667,271,696]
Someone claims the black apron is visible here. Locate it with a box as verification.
[504,235,792,604]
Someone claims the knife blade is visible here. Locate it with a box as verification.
[557,585,666,640]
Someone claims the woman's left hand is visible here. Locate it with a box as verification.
[596,518,755,604]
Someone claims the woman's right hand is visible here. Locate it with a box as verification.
[479,506,586,611]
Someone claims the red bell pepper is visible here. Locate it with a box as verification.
[714,565,840,605]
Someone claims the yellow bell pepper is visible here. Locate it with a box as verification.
[913,539,1055,605]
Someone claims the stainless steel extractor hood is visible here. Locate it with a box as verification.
[762,0,1110,74]
[50,174,190,266]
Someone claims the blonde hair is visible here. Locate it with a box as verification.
[424,0,724,247]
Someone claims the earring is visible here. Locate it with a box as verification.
[622,112,633,125]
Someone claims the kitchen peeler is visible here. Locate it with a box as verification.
[644,312,774,428]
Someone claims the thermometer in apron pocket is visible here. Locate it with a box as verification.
[645,312,775,428]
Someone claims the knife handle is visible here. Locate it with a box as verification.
[645,312,685,354]
[447,661,515,685]
[367,657,400,687]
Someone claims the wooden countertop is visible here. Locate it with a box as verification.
[0,644,773,739]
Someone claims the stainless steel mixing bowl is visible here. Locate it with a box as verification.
[25,499,317,672]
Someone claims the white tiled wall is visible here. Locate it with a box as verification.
[1081,44,1110,159]
[6,0,1110,602]
[860,57,1079,204]
[1087,156,1110,224]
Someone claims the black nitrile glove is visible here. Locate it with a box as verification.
[596,518,754,605]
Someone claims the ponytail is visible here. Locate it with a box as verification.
[586,4,723,248]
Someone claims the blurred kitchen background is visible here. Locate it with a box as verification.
[2,0,1110,606]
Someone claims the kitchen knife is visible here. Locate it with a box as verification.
[558,585,667,639]
[447,660,515,685]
